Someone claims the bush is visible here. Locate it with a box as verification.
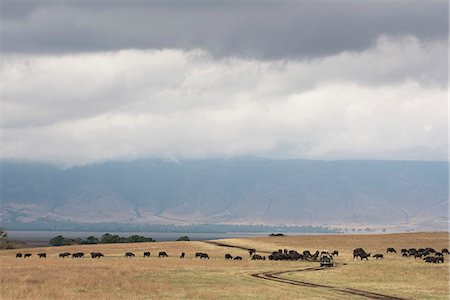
[176,236,190,241]
[81,236,99,244]
[49,235,81,246]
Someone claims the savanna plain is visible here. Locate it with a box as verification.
[0,232,448,299]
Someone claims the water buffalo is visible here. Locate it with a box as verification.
[198,253,209,259]
[442,248,449,254]
[252,254,264,260]
[386,248,396,253]
[91,252,104,258]
[353,248,367,259]
[435,256,444,263]
[24,253,32,258]
[373,254,383,260]
[424,257,434,263]
[180,252,185,258]
[311,251,320,261]
[37,253,47,258]
[358,253,371,260]
[16,253,22,258]
[59,252,71,258]
[225,254,233,260]
[125,252,135,257]
[435,252,443,257]
[303,250,312,259]
[233,256,242,260]
[143,252,151,257]
[72,252,84,258]
[402,252,409,257]
[159,251,168,258]
[353,248,370,260]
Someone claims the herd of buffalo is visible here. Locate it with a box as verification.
[352,247,449,264]
[14,247,448,264]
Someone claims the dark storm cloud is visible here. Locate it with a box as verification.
[1,0,447,59]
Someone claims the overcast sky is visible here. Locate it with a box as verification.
[1,0,448,165]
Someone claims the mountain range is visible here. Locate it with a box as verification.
[0,158,448,231]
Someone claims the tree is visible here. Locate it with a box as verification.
[49,235,66,246]
[81,236,99,244]
[176,236,190,241]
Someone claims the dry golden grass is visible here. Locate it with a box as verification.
[0,232,448,299]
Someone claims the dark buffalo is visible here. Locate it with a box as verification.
[180,252,185,258]
[442,248,449,254]
[435,252,443,257]
[311,251,320,261]
[353,248,370,260]
[353,248,365,259]
[72,252,84,258]
[386,248,396,253]
[303,250,312,259]
[198,253,209,259]
[248,248,256,256]
[125,252,135,257]
[24,253,32,258]
[252,254,264,260]
[59,252,71,258]
[91,252,104,258]
[225,254,233,260]
[435,256,444,263]
[37,253,47,258]
[233,256,242,260]
[332,250,339,256]
[402,252,409,257]
[16,253,22,258]
[358,253,371,260]
[373,254,383,260]
[143,252,151,257]
[159,251,168,258]
[424,257,434,263]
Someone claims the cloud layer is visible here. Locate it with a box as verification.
[1,36,447,164]
[1,1,447,59]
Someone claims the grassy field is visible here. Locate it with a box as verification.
[0,232,448,299]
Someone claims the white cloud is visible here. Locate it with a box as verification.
[0,36,447,164]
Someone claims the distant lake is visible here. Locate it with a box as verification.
[6,230,284,246]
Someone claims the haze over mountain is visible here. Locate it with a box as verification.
[1,159,447,231]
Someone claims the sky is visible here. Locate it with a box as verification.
[1,0,448,165]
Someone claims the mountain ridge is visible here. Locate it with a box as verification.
[0,159,448,231]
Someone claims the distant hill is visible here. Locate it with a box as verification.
[0,159,448,231]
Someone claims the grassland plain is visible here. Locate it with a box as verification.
[0,232,448,299]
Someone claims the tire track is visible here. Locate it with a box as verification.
[252,267,408,300]
[205,241,409,300]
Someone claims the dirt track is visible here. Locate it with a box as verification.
[205,241,409,300]
[251,267,409,300]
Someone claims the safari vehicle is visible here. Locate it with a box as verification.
[319,251,334,267]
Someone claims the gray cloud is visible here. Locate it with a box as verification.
[1,37,447,164]
[1,0,448,59]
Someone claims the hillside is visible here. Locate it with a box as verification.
[0,159,448,230]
